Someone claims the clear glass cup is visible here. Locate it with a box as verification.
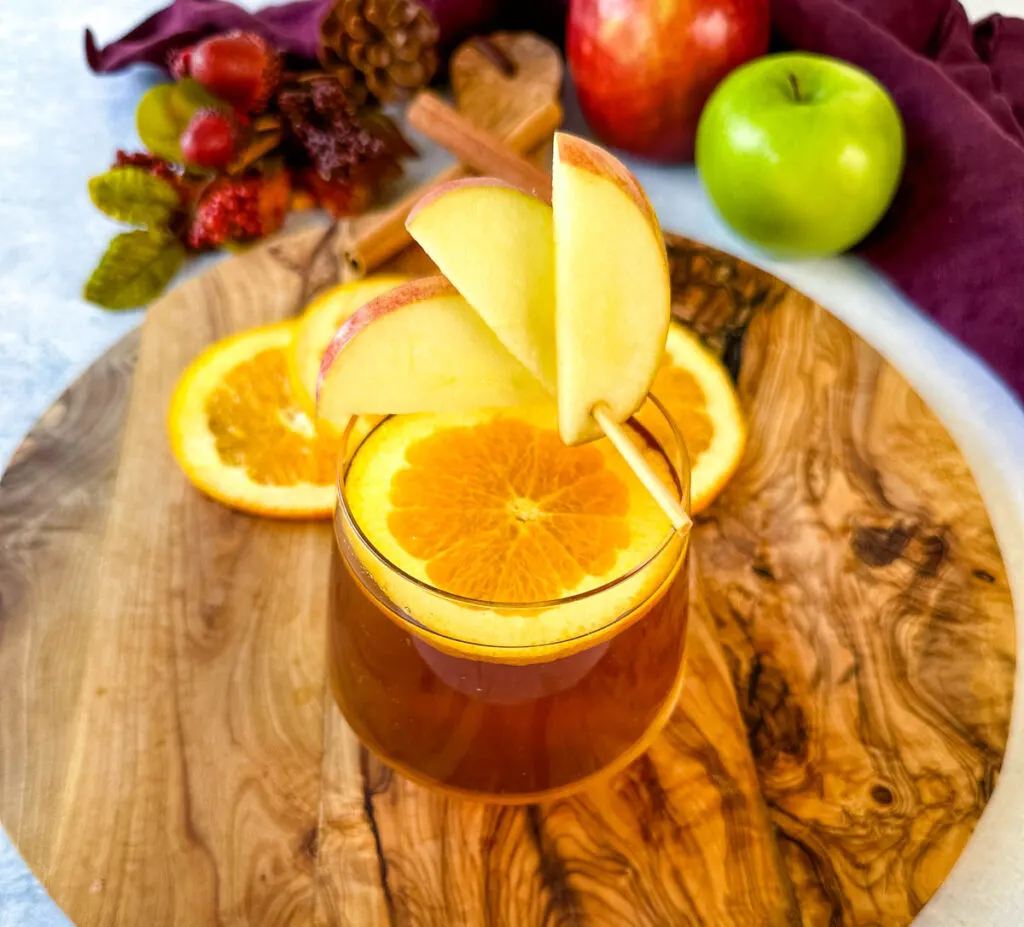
[328,397,691,803]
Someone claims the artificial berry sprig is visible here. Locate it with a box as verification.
[84,28,415,310]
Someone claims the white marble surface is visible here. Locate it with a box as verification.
[1,1,1023,924]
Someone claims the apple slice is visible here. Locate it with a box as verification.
[552,133,671,444]
[407,178,557,394]
[317,276,549,426]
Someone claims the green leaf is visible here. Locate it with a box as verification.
[88,167,180,228]
[83,231,186,311]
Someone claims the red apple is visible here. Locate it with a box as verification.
[568,0,770,162]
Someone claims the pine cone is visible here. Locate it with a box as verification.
[320,0,440,103]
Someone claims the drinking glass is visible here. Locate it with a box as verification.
[329,397,691,802]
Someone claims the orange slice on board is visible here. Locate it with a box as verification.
[651,322,746,513]
[169,321,341,518]
[340,404,687,662]
[287,275,412,419]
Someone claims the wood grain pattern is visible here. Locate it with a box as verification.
[670,245,1016,925]
[0,225,1014,926]
[705,301,1014,926]
[0,332,137,869]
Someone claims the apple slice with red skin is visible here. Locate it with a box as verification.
[552,132,672,445]
[407,177,557,394]
[316,276,549,426]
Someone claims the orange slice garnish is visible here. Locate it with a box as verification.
[340,405,686,661]
[651,321,746,512]
[169,321,341,518]
[388,417,632,602]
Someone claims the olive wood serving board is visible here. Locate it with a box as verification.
[0,221,1014,926]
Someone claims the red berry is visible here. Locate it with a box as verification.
[168,46,192,80]
[187,178,261,249]
[186,172,290,250]
[189,32,281,114]
[180,110,239,170]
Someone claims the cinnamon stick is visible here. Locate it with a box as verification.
[407,93,553,203]
[345,97,562,274]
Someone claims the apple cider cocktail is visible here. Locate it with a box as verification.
[317,134,691,801]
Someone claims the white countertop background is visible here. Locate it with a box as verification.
[1,1,1022,924]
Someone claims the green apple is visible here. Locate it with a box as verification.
[695,52,905,256]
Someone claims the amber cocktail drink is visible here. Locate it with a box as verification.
[328,400,690,802]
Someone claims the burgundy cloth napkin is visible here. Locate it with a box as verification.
[773,0,1024,402]
[85,0,329,72]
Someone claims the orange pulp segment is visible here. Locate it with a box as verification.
[389,417,631,603]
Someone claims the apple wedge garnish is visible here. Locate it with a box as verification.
[407,178,557,394]
[316,276,548,426]
[552,132,672,445]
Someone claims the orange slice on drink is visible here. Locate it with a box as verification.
[340,404,685,661]
[168,321,341,518]
[651,321,746,513]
